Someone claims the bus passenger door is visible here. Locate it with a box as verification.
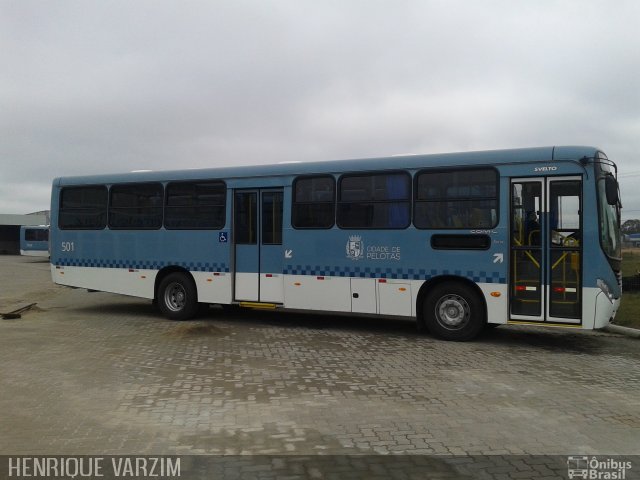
[547,177,582,322]
[509,177,582,324]
[259,190,284,303]
[233,189,284,303]
[510,179,544,321]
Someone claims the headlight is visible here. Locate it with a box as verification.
[597,279,614,303]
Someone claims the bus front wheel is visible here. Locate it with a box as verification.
[158,273,198,321]
[423,282,485,341]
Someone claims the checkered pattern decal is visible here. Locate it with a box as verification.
[283,265,505,283]
[56,258,229,273]
[56,260,504,283]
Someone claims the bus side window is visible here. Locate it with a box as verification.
[59,186,108,230]
[109,183,163,230]
[337,172,410,229]
[414,168,498,230]
[292,176,335,229]
[165,180,226,230]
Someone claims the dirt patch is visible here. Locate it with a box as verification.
[163,323,227,337]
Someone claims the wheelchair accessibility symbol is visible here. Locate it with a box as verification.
[218,232,228,243]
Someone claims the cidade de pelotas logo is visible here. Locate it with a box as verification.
[346,235,364,260]
[345,235,402,261]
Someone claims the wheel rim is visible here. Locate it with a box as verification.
[435,294,471,330]
[164,282,186,312]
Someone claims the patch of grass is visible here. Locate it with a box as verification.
[618,249,640,329]
[622,249,640,277]
[614,292,640,329]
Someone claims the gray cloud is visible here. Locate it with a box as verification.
[1,0,639,217]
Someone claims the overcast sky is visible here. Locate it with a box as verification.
[1,1,639,219]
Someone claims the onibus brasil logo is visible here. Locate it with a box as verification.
[567,456,632,479]
[346,235,364,260]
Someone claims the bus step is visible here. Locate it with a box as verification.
[239,302,278,310]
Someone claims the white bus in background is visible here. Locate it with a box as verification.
[20,225,50,257]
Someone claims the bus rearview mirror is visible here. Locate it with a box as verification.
[605,175,619,206]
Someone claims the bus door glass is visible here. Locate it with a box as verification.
[547,178,582,321]
[510,179,544,320]
[233,189,284,303]
[509,177,582,323]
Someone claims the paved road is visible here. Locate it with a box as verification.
[0,255,638,476]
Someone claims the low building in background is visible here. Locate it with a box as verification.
[0,212,49,255]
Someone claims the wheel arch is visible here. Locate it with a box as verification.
[416,275,487,330]
[154,266,197,301]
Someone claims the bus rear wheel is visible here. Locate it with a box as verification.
[423,282,485,341]
[158,273,198,321]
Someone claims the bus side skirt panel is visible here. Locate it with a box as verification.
[192,271,232,304]
[51,265,155,299]
[284,275,352,312]
[478,283,509,325]
[21,250,49,257]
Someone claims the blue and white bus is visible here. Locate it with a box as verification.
[49,146,622,341]
[20,225,49,257]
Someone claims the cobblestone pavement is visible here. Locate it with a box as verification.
[0,256,639,476]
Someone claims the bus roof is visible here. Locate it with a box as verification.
[53,145,601,186]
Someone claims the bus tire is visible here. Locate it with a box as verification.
[423,282,485,341]
[157,273,199,321]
